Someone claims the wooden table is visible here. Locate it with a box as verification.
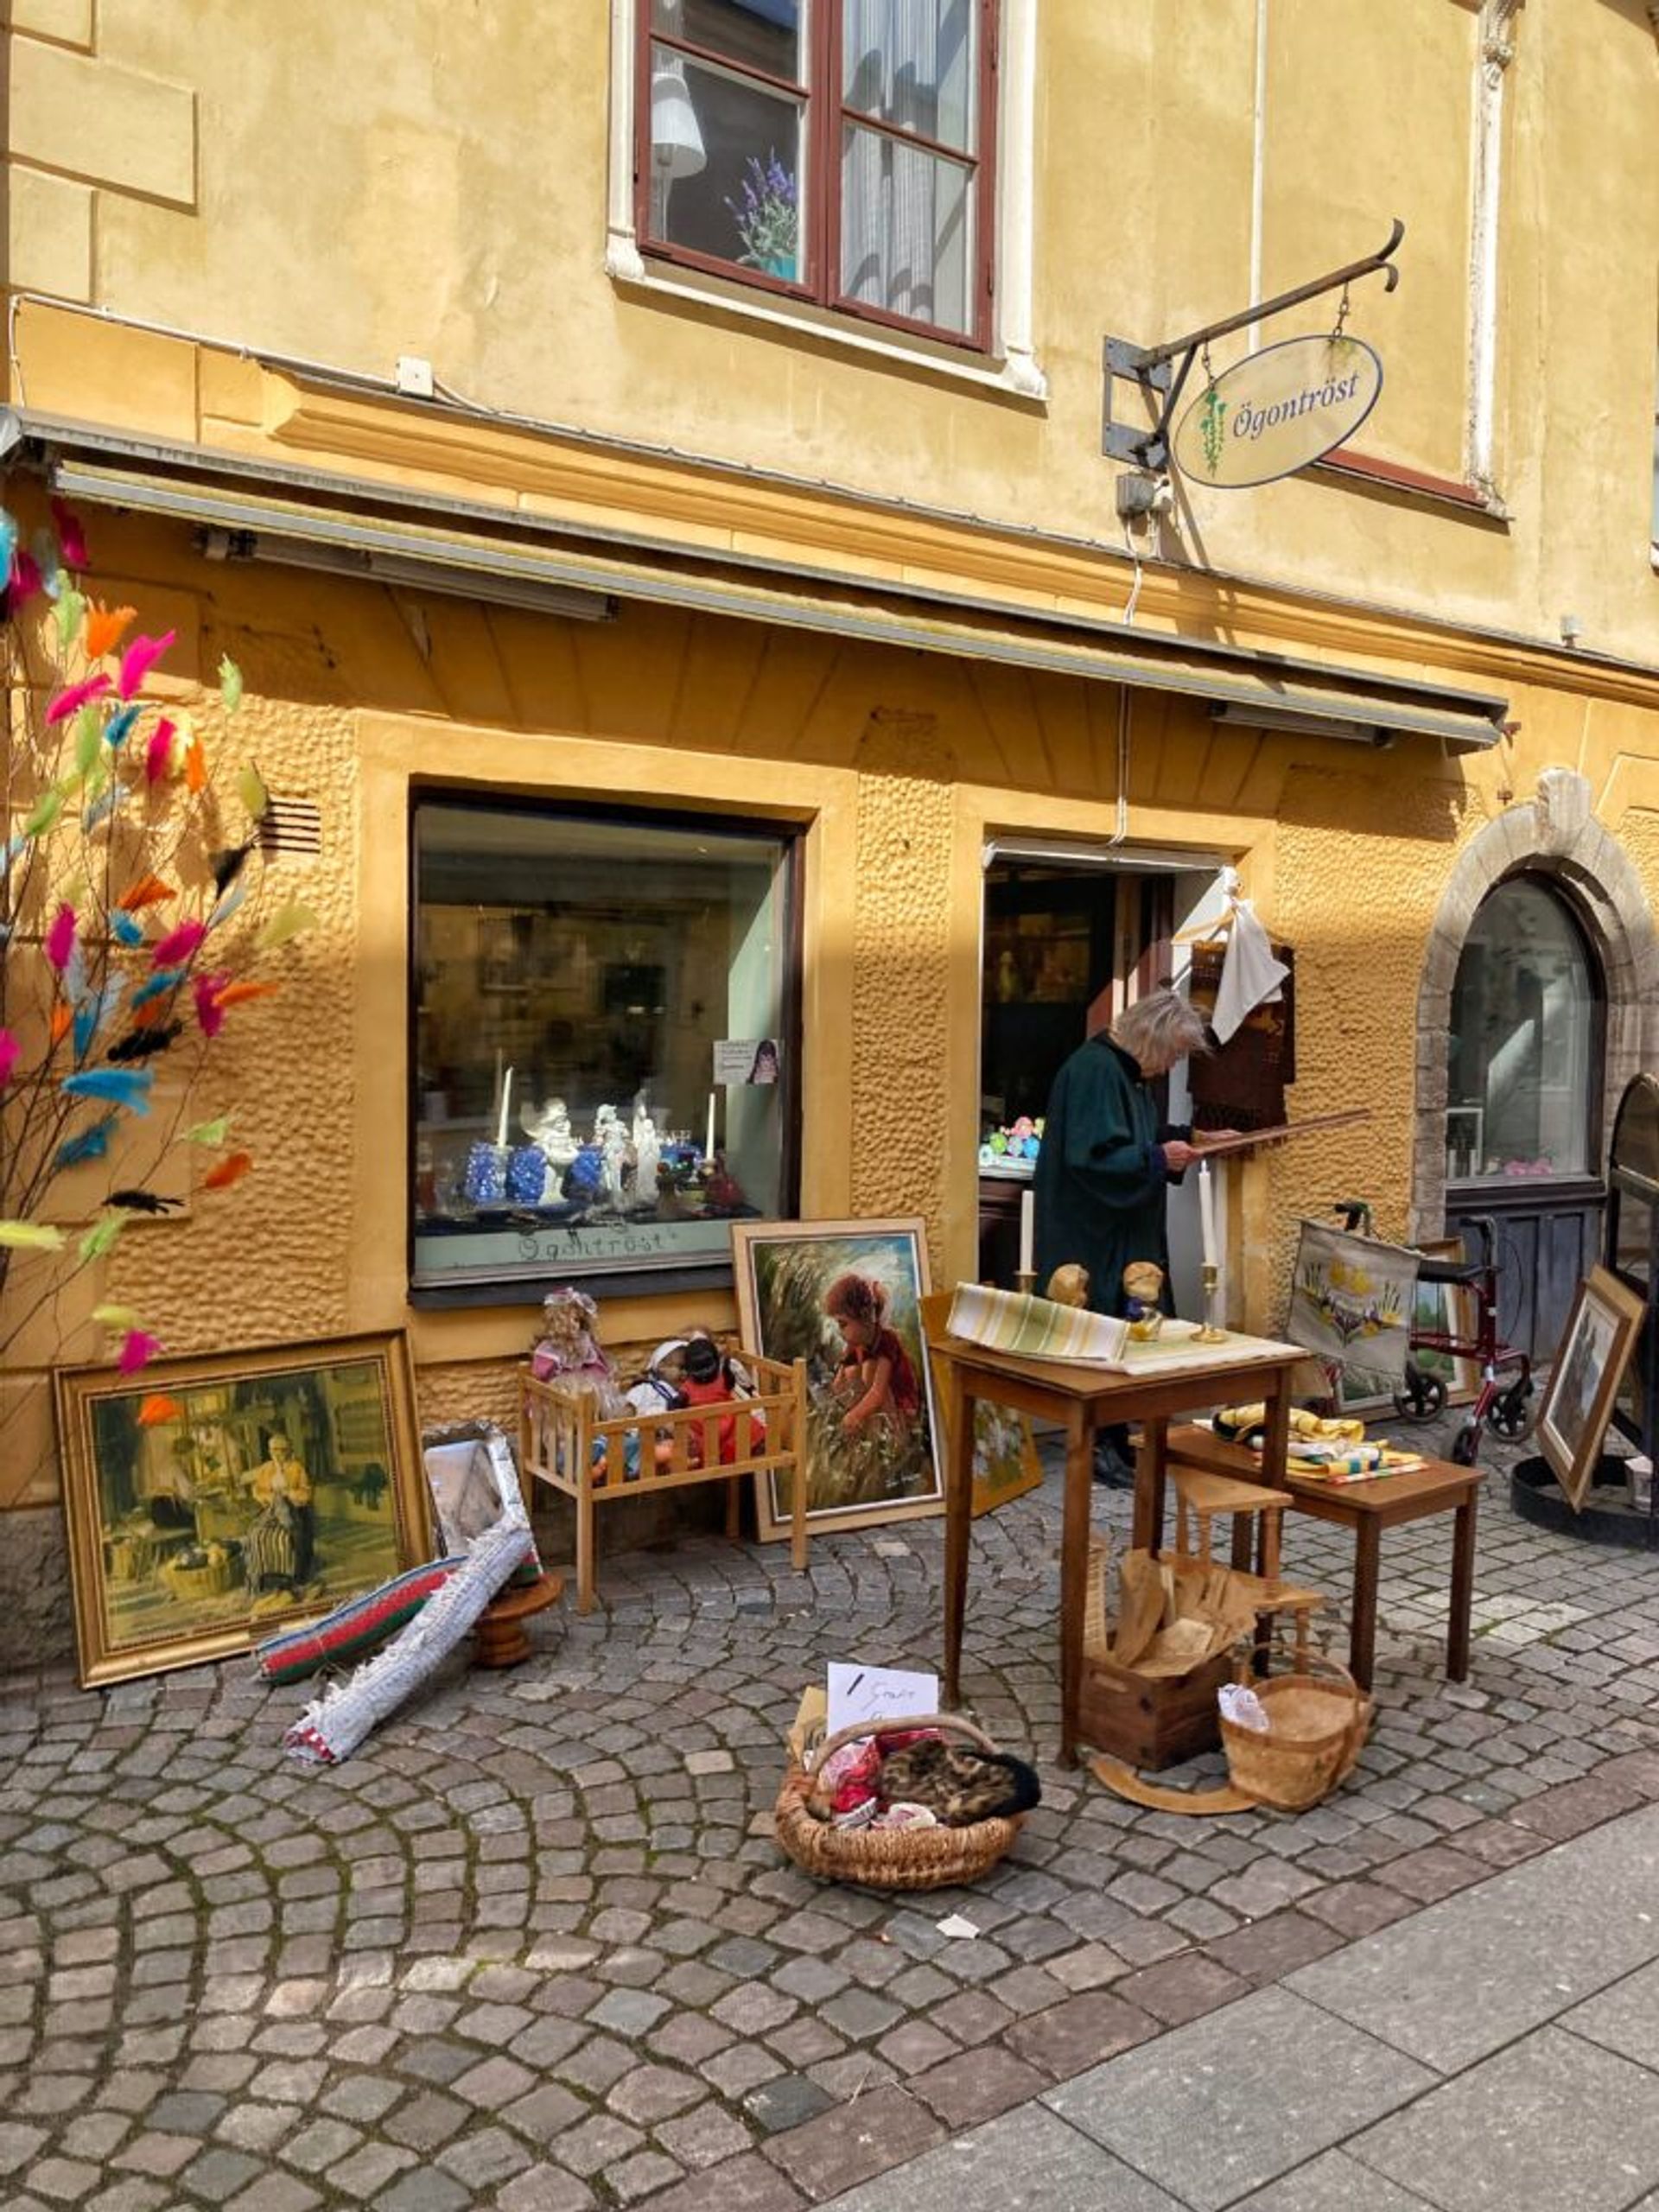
[1164,1424,1483,1690]
[919,1294,1306,1766]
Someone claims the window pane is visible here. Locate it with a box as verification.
[648,47,804,279]
[842,0,976,153]
[840,124,971,334]
[1447,878,1597,1183]
[652,0,804,84]
[414,805,792,1287]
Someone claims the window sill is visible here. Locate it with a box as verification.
[410,1259,736,1310]
[606,232,1047,405]
[1314,446,1510,522]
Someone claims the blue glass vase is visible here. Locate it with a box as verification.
[505,1146,548,1204]
[462,1141,508,1205]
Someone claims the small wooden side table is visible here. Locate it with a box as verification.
[1164,1425,1483,1690]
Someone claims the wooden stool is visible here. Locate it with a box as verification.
[1168,1466,1325,1668]
[473,1569,564,1669]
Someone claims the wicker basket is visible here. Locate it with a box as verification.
[1218,1650,1373,1812]
[774,1713,1026,1891]
[162,1554,241,1602]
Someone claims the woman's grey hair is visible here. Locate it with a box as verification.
[1110,989,1211,1073]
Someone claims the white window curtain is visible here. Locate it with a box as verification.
[840,0,974,333]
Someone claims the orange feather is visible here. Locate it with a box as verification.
[185,738,207,795]
[49,1002,73,1046]
[84,603,137,659]
[203,1149,253,1191]
[212,981,281,1010]
[137,1395,184,1427]
[117,874,175,913]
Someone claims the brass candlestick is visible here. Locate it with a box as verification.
[1192,1261,1228,1343]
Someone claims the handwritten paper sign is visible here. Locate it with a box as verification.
[826,1662,939,1736]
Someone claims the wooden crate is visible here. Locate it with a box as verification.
[1077,1648,1231,1770]
[519,1354,808,1614]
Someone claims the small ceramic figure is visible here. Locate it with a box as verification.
[601,1118,631,1208]
[523,1096,580,1169]
[1046,1263,1090,1308]
[1122,1260,1166,1340]
[632,1111,661,1206]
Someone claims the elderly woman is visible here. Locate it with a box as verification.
[1033,988,1231,1485]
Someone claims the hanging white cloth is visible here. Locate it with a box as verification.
[1211,899,1290,1046]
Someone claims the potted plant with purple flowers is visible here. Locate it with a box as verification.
[727,150,798,281]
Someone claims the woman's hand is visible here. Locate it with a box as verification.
[1163,1139,1201,1173]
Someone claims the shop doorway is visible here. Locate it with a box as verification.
[1444,871,1606,1360]
[977,842,1228,1314]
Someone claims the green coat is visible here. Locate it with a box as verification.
[1033,1036,1180,1319]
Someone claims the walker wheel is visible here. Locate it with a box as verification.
[1486,1385,1534,1441]
[1450,1424,1481,1467]
[1394,1369,1447,1421]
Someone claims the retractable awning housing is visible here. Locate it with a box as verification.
[17,415,1510,755]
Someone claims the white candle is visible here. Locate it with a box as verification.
[706,1090,716,1160]
[496,1066,513,1148]
[1198,1159,1217,1268]
[1018,1187,1034,1277]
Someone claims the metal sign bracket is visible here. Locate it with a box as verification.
[1101,217,1405,474]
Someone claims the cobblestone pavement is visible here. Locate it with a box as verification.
[3,1414,1658,2212]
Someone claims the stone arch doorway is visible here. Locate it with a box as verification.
[1412,771,1659,1360]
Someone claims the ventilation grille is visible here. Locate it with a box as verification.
[258,796,323,861]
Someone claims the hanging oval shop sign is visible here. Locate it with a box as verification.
[1171,334,1383,490]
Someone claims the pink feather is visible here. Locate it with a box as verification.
[45,673,111,726]
[152,919,206,969]
[7,550,42,607]
[118,1331,162,1376]
[0,1030,18,1086]
[143,717,177,784]
[193,971,228,1039]
[45,903,78,975]
[50,499,89,571]
[118,630,176,701]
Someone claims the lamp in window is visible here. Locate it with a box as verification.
[650,63,705,236]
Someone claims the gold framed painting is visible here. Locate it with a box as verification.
[1537,1267,1645,1512]
[731,1217,945,1541]
[54,1332,432,1688]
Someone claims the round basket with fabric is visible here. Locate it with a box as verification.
[774,1713,1026,1891]
[1218,1650,1373,1813]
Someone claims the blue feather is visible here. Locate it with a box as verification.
[130,968,186,1011]
[54,1117,116,1172]
[84,785,121,834]
[0,510,16,575]
[61,1068,154,1114]
[111,910,145,947]
[103,703,143,751]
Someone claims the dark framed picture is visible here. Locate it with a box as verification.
[54,1332,431,1688]
[731,1217,944,1541]
[1537,1268,1645,1512]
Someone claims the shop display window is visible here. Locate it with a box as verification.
[412,798,798,1292]
[1446,875,1599,1185]
[639,0,997,349]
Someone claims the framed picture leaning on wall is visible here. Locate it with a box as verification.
[1537,1268,1645,1512]
[54,1332,430,1688]
[731,1217,944,1541]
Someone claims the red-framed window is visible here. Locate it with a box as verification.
[636,1,999,351]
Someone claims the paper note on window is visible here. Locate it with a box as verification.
[826,1662,939,1737]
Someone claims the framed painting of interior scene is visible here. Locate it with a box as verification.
[54,1332,430,1688]
[732,1218,944,1541]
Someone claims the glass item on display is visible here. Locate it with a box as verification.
[413,801,796,1287]
[1446,877,1596,1184]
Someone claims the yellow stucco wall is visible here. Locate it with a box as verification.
[6,3,1659,655]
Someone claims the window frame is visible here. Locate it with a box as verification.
[407,786,805,1308]
[633,0,1001,354]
